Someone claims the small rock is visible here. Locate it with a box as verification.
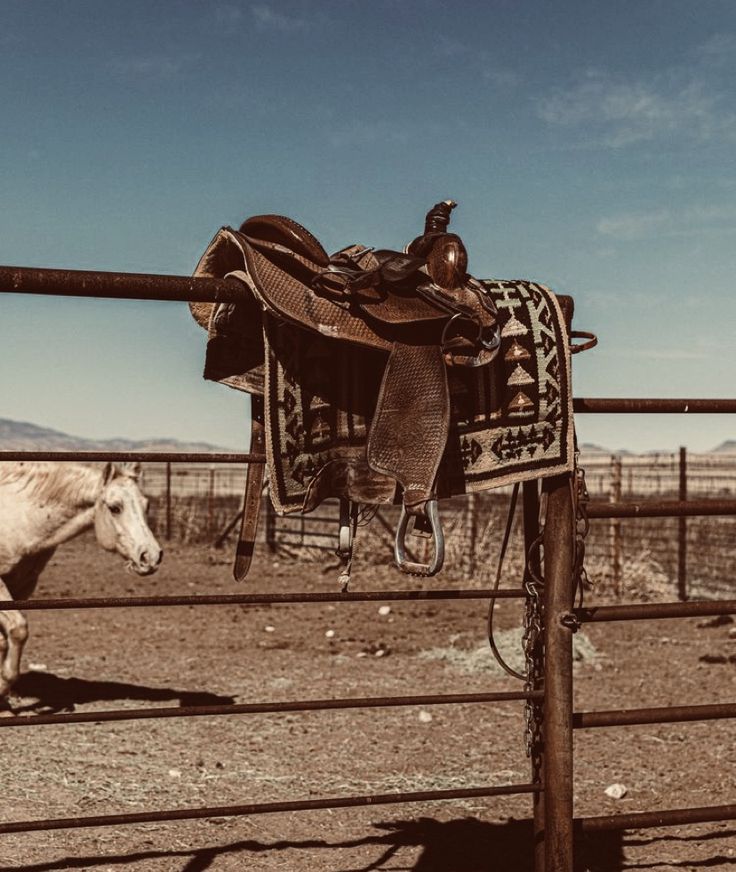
[356,652,368,658]
[168,769,182,779]
[374,648,386,658]
[29,663,47,672]
[378,606,391,616]
[728,627,736,639]
[604,783,627,799]
[264,625,275,633]
[418,710,433,723]
[325,629,335,639]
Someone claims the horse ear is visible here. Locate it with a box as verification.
[102,462,116,484]
[122,462,142,480]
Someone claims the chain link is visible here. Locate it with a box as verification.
[522,531,545,759]
[521,459,592,759]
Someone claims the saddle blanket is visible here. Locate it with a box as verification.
[205,277,574,514]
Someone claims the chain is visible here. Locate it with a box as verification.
[521,459,592,759]
[522,531,545,759]
[573,459,592,608]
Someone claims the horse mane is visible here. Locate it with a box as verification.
[0,463,104,506]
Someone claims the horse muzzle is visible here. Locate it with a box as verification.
[129,546,164,576]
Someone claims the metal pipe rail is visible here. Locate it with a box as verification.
[0,690,543,729]
[0,264,244,303]
[578,803,736,833]
[0,588,525,611]
[576,600,736,623]
[573,398,736,414]
[0,450,263,463]
[0,783,542,835]
[587,498,736,519]
[573,702,736,729]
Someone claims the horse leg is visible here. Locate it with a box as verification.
[0,580,28,698]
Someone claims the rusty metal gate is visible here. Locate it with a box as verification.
[1,263,736,871]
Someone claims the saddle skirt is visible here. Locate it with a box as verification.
[191,205,575,579]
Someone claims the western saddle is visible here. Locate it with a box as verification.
[190,201,586,582]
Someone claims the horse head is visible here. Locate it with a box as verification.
[94,463,163,576]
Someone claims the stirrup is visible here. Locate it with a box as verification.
[395,499,445,577]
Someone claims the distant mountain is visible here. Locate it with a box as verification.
[578,443,633,456]
[0,418,238,453]
[713,440,736,454]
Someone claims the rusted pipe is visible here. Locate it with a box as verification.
[0,783,541,834]
[578,803,736,832]
[573,398,736,414]
[0,451,263,463]
[0,265,244,303]
[0,588,527,611]
[587,499,736,519]
[573,702,736,729]
[576,600,736,623]
[0,690,544,729]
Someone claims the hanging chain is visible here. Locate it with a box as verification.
[573,457,592,608]
[521,457,592,758]
[522,529,545,759]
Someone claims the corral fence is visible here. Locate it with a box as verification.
[139,448,736,602]
[1,261,736,872]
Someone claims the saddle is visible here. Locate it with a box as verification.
[191,202,579,581]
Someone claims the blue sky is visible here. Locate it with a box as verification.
[1,0,734,451]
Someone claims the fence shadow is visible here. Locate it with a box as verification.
[0,817,626,872]
[9,669,234,715]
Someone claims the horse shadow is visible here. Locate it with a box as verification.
[9,669,235,714]
[0,817,627,871]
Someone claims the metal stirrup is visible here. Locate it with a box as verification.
[394,499,445,577]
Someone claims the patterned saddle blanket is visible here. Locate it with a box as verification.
[190,203,576,580]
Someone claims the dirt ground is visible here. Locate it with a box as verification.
[0,534,734,871]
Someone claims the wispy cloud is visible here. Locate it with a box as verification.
[538,70,734,147]
[251,3,309,32]
[695,32,736,65]
[597,204,736,241]
[108,55,194,81]
[435,36,522,89]
[537,37,736,152]
[213,4,244,25]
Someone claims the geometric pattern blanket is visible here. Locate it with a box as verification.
[260,279,574,514]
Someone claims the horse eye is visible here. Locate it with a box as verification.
[109,503,123,515]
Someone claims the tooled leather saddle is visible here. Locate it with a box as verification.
[191,201,581,581]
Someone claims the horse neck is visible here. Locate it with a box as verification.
[22,464,103,550]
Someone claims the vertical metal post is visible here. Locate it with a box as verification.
[165,462,172,541]
[208,466,216,538]
[678,446,688,601]
[466,492,478,576]
[610,456,622,596]
[543,474,575,872]
[523,481,545,872]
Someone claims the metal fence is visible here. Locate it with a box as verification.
[136,450,736,602]
[2,261,736,872]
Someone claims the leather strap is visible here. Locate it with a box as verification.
[367,342,450,511]
[233,397,266,582]
[569,330,598,354]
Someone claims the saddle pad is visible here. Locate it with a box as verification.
[265,280,574,514]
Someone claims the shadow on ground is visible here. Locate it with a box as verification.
[0,817,631,871]
[8,669,234,714]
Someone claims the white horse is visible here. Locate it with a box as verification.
[0,461,162,697]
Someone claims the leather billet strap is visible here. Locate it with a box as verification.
[233,396,266,582]
[569,330,598,354]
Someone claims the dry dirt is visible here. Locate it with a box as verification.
[0,534,734,871]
